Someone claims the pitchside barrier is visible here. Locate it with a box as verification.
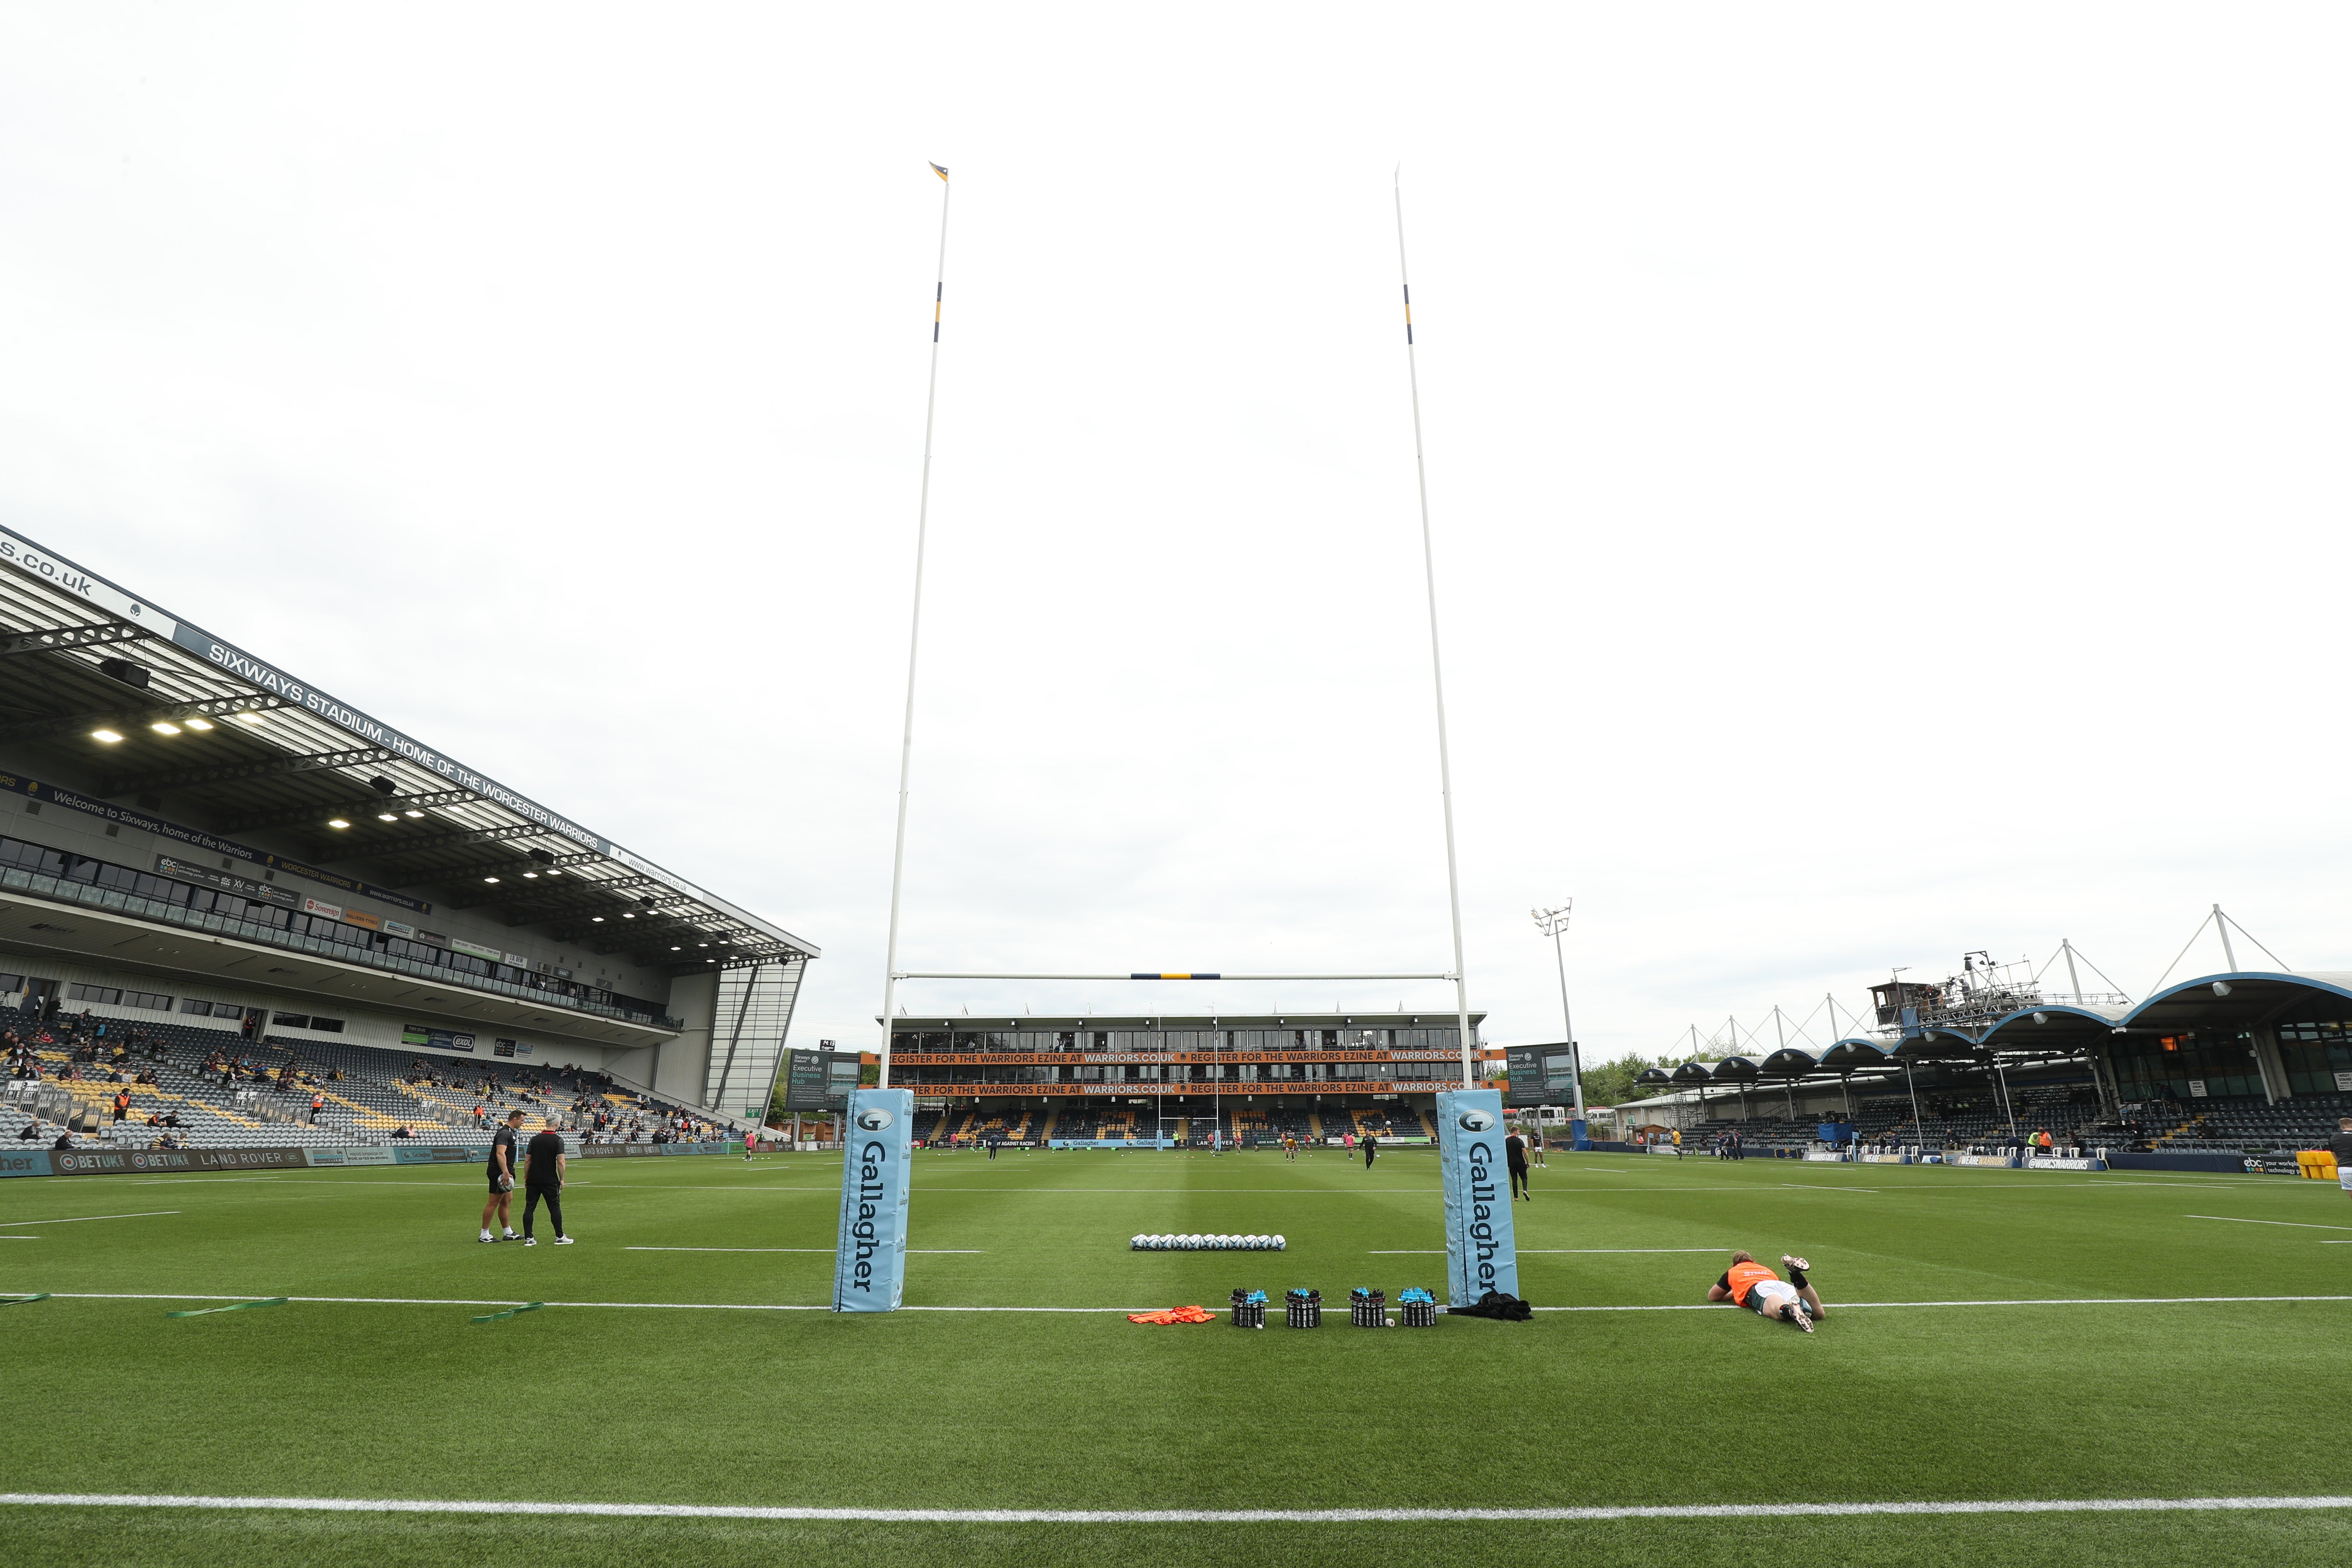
[0,1140,741,1180]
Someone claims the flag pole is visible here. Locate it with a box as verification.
[877,162,952,1090]
[1393,169,1478,1089]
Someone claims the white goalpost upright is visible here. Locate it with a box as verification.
[873,167,1481,1091]
[874,162,952,1093]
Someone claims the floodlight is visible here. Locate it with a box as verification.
[233,711,266,726]
[327,818,351,829]
[403,809,424,818]
[367,776,396,796]
[483,876,499,884]
[90,729,123,744]
[183,717,214,731]
[376,810,398,822]
[150,721,181,735]
[591,917,604,923]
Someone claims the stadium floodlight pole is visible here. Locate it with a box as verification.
[1531,905,1587,1136]
[1394,168,1477,1089]
[1891,965,1924,1154]
[876,160,953,1091]
[2061,939,2084,1005]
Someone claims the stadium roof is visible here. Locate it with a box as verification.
[0,525,816,976]
[1628,968,2352,1098]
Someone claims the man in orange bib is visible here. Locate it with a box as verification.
[1706,1250,1825,1332]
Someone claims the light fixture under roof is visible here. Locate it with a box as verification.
[150,721,181,735]
[90,728,123,744]
[621,913,634,919]
[183,717,214,731]
[521,871,538,879]
[483,876,500,884]
[591,916,604,923]
[327,818,351,829]
[403,808,424,818]
[376,810,398,822]
[671,946,681,951]
[233,711,266,726]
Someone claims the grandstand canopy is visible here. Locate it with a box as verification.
[0,525,815,978]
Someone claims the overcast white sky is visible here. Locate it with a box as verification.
[3,5,2347,1072]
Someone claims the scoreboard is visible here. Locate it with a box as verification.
[779,1048,861,1111]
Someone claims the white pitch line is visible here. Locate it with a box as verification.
[1370,1249,1728,1255]
[0,1491,2349,1523]
[625,1247,986,1254]
[1536,1295,2352,1312]
[19,1291,2352,1315]
[2185,1214,2352,1232]
[0,1210,180,1228]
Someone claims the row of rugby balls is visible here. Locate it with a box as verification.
[1132,1234,1285,1251]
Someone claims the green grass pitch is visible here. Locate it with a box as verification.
[6,1146,2352,1566]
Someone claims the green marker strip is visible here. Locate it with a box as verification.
[0,1293,50,1307]
[164,1297,289,1319]
[471,1301,546,1324]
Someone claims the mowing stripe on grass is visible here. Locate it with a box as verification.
[2185,1215,2352,1232]
[2,1491,2351,1522]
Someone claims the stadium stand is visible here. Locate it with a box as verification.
[1,1008,720,1150]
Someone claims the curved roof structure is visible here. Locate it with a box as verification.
[1632,970,2352,1100]
[1819,1038,1895,1070]
[0,524,815,974]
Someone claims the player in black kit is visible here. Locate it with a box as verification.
[478,1109,523,1243]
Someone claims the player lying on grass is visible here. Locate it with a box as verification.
[1706,1250,1825,1332]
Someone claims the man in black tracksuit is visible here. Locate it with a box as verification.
[521,1124,572,1246]
[1505,1130,1531,1200]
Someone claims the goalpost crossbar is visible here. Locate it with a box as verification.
[891,971,1456,983]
